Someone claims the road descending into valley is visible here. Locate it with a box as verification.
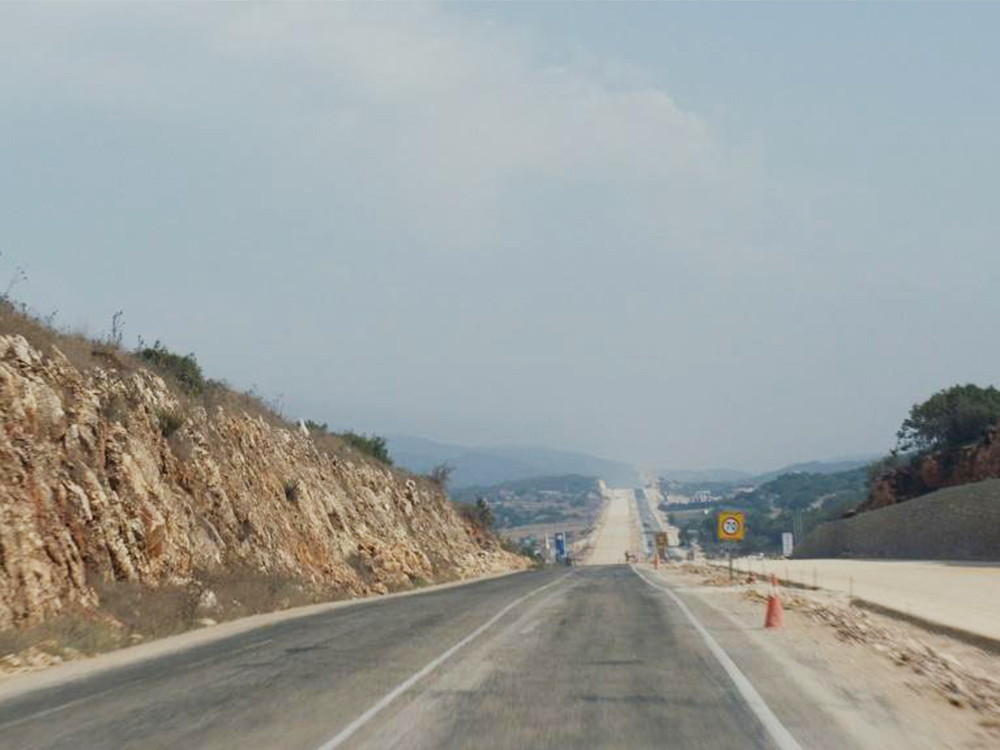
[0,490,875,750]
[586,486,641,565]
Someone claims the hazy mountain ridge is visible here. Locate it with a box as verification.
[659,468,753,484]
[750,456,880,484]
[388,436,640,489]
[661,456,879,488]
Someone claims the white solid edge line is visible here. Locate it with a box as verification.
[631,566,805,750]
[314,573,571,750]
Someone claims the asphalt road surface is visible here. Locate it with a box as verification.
[0,566,859,750]
[587,488,639,565]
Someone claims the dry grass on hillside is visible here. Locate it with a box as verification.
[0,297,407,472]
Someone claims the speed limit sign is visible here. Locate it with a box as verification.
[717,511,745,542]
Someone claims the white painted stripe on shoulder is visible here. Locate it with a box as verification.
[314,573,571,750]
[632,566,805,750]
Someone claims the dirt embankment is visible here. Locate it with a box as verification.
[863,421,1000,511]
[0,333,525,636]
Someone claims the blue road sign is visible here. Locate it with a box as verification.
[554,532,566,559]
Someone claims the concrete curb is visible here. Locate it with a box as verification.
[0,566,529,703]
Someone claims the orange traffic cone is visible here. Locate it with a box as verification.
[764,574,784,629]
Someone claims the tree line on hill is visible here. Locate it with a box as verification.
[670,383,1000,554]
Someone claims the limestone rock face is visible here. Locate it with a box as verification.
[0,335,524,630]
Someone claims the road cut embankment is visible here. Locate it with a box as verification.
[797,479,1000,562]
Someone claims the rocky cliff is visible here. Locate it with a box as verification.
[862,420,1000,511]
[0,334,524,631]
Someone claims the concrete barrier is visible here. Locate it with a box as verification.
[796,479,1000,561]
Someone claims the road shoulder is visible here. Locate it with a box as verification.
[0,567,528,703]
[641,564,1000,750]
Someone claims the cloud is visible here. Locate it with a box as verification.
[2,3,750,257]
[209,4,737,255]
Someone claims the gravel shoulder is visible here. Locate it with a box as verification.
[649,563,1000,750]
[714,557,1000,644]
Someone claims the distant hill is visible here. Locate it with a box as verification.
[659,468,752,484]
[661,456,878,489]
[750,456,878,485]
[388,436,640,489]
[450,475,602,531]
[746,466,869,512]
[451,474,599,501]
[671,466,870,555]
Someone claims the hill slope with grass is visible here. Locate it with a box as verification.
[0,301,525,644]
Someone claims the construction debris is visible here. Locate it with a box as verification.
[678,561,1000,720]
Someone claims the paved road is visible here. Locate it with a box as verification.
[586,487,641,565]
[637,479,681,548]
[0,564,866,750]
[635,487,660,556]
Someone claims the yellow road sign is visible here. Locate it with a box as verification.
[717,511,745,542]
[655,532,669,550]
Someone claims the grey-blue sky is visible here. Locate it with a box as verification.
[2,2,997,472]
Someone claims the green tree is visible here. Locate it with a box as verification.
[896,384,1000,453]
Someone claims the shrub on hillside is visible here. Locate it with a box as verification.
[137,341,206,396]
[305,422,393,466]
[500,536,542,563]
[428,462,453,487]
[336,431,392,465]
[456,498,494,533]
[156,408,184,438]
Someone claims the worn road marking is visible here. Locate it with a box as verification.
[519,618,543,635]
[315,574,571,750]
[632,567,805,750]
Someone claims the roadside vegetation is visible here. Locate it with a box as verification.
[452,497,543,564]
[895,384,1000,454]
[864,383,1000,495]
[455,497,495,532]
[669,467,867,555]
[0,295,405,473]
[666,383,1000,555]
[304,421,393,466]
